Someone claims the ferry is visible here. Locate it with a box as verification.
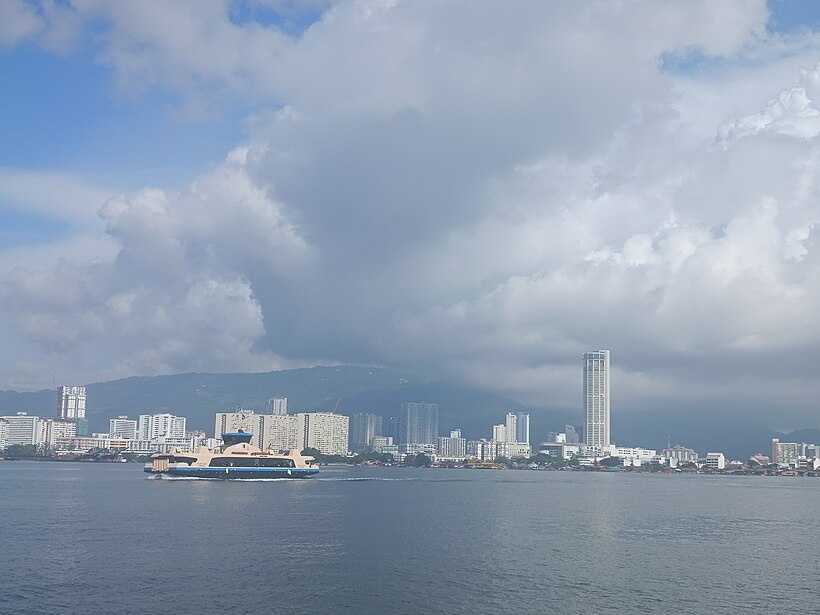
[144,431,319,479]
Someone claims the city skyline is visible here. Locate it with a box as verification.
[1,3,820,429]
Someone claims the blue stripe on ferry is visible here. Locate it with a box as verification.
[144,466,319,475]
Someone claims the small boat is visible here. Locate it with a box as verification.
[144,431,319,479]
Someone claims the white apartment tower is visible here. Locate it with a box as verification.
[297,412,349,456]
[56,386,86,420]
[109,416,138,439]
[214,410,300,452]
[138,413,187,440]
[583,350,611,448]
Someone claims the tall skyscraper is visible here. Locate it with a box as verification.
[505,413,517,443]
[515,412,530,444]
[400,402,439,445]
[56,386,86,420]
[349,412,383,453]
[583,350,610,448]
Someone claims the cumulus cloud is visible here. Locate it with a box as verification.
[4,1,820,427]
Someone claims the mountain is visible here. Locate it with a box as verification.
[0,366,544,439]
[614,411,781,461]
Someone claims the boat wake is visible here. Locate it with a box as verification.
[315,477,414,482]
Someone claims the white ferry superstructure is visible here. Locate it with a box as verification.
[143,431,319,479]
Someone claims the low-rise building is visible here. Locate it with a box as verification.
[749,453,770,466]
[705,452,726,470]
[662,445,699,466]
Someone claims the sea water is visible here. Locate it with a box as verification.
[1,462,818,614]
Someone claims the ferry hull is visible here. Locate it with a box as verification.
[144,467,319,479]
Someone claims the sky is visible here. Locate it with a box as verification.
[1,0,820,429]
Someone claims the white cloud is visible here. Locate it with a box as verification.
[4,1,820,427]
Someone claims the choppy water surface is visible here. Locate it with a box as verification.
[1,462,818,614]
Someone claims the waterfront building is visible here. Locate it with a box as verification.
[109,416,137,439]
[370,436,399,459]
[492,424,507,442]
[583,350,611,448]
[771,438,800,467]
[466,439,499,461]
[610,446,656,467]
[297,412,349,456]
[750,453,770,466]
[802,443,820,458]
[538,441,581,459]
[565,425,580,444]
[0,412,40,446]
[138,413,187,440]
[437,429,467,460]
[400,402,438,445]
[349,412,383,453]
[497,441,531,459]
[0,418,6,450]
[705,452,726,470]
[267,397,288,415]
[46,419,77,448]
[662,445,699,466]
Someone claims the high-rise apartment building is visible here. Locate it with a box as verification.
[502,412,530,444]
[505,413,517,443]
[261,414,300,452]
[349,412,383,453]
[583,350,611,448]
[297,412,349,456]
[213,411,299,451]
[215,411,264,447]
[109,416,138,439]
[0,418,7,450]
[138,413,187,440]
[267,397,288,415]
[0,412,40,446]
[437,429,467,459]
[771,438,800,467]
[400,402,438,445]
[56,386,86,420]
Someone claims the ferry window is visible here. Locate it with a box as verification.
[256,458,295,468]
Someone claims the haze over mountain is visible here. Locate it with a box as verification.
[2,366,817,460]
